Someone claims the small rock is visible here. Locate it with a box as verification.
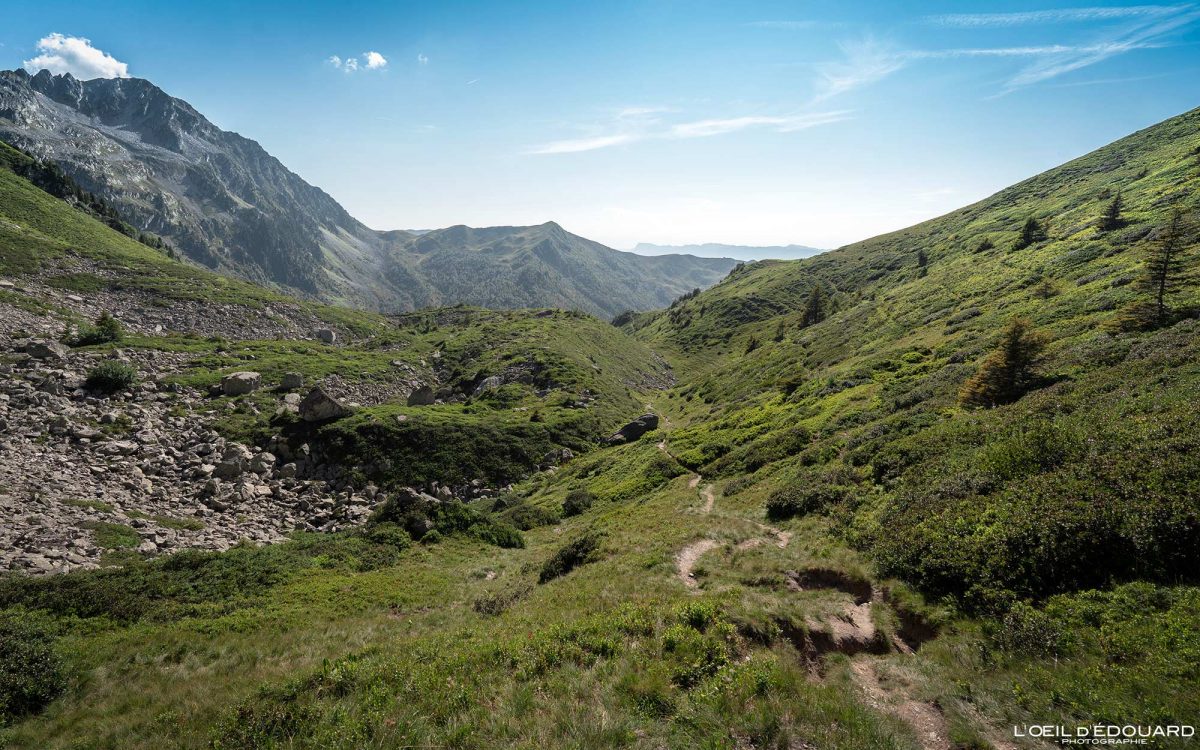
[220,371,262,396]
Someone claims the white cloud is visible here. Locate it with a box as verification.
[925,5,1184,27]
[528,108,850,154]
[670,112,850,138]
[527,133,643,155]
[417,53,429,65]
[328,51,389,73]
[23,33,128,79]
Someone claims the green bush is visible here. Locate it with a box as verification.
[561,488,594,517]
[72,311,124,346]
[765,483,848,520]
[85,360,138,393]
[0,610,66,724]
[501,502,560,530]
[539,531,603,583]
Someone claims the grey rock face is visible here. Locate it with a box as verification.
[220,371,261,395]
[406,384,435,406]
[281,372,304,390]
[472,376,503,396]
[27,340,68,360]
[607,414,660,444]
[299,386,353,422]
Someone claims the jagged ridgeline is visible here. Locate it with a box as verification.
[0,69,736,315]
[0,98,1199,749]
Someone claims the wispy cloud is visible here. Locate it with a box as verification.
[23,34,128,79]
[812,5,1197,99]
[1002,9,1199,89]
[529,133,644,155]
[670,112,851,138]
[528,108,850,155]
[417,53,429,66]
[813,38,906,101]
[364,51,388,69]
[925,5,1186,27]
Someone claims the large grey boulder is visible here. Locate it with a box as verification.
[606,414,660,444]
[316,328,337,344]
[281,372,304,390]
[406,384,435,406]
[220,371,261,395]
[27,340,68,360]
[299,386,353,422]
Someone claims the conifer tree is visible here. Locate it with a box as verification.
[1138,209,1193,326]
[1098,192,1125,231]
[801,284,826,328]
[1016,217,1047,249]
[959,317,1047,408]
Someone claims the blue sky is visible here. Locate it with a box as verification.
[4,1,1199,251]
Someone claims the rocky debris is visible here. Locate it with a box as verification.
[220,371,262,395]
[1,262,350,343]
[316,328,337,344]
[0,336,382,576]
[299,386,353,422]
[606,413,660,444]
[406,384,435,406]
[281,372,304,390]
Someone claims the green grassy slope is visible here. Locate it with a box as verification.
[626,106,1200,603]
[1,111,1199,749]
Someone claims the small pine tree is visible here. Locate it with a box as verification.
[772,321,787,342]
[959,317,1048,408]
[744,335,760,354]
[975,237,995,253]
[1098,191,1125,232]
[1135,209,1194,327]
[801,285,826,328]
[1016,217,1048,249]
[916,249,928,267]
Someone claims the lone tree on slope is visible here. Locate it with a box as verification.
[1099,191,1125,232]
[1109,209,1196,331]
[801,284,826,328]
[959,317,1048,408]
[1015,217,1048,249]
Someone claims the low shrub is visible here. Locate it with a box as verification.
[85,360,137,393]
[539,531,603,583]
[561,488,594,517]
[765,483,849,520]
[0,610,66,724]
[72,311,124,346]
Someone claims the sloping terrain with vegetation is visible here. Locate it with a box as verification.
[0,107,1197,750]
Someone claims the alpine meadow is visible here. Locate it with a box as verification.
[1,4,1198,750]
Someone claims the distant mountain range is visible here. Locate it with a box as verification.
[632,242,825,261]
[0,68,736,317]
